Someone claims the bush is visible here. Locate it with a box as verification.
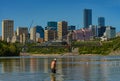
[0,41,20,56]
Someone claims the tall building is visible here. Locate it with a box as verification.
[2,20,14,41]
[17,27,28,36]
[58,21,68,40]
[45,21,57,30]
[44,30,57,42]
[98,17,105,26]
[83,9,92,28]
[30,25,44,42]
[68,25,76,31]
[98,26,106,37]
[30,27,36,42]
[17,27,28,43]
[36,25,44,39]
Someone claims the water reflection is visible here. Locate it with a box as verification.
[50,73,56,81]
[0,56,120,81]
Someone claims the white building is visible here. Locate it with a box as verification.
[104,26,116,39]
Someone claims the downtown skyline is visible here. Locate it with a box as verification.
[0,0,120,35]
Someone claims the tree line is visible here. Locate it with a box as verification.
[0,41,20,56]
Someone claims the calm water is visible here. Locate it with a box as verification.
[0,55,120,81]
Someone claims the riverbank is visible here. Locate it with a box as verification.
[20,52,103,57]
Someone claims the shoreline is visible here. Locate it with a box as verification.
[20,52,109,57]
[20,52,120,57]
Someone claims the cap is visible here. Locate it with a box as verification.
[54,58,57,61]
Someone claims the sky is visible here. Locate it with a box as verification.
[0,0,120,35]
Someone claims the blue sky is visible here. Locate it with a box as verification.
[0,0,120,35]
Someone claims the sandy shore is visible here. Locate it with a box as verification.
[20,52,102,57]
[20,49,120,56]
[20,52,79,56]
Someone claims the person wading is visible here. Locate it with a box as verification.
[51,58,57,73]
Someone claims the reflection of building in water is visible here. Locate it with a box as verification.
[44,58,49,73]
[50,74,56,81]
[38,58,44,72]
[1,59,22,73]
[99,58,108,81]
[30,58,38,72]
[0,63,4,73]
[20,58,28,72]
[2,59,14,73]
[57,58,63,74]
[82,57,91,81]
[108,59,120,74]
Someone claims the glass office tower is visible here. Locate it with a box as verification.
[83,9,92,28]
[98,17,105,26]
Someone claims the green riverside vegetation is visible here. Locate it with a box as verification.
[0,41,20,56]
[1,37,120,56]
[27,37,120,55]
[72,37,120,55]
[27,45,69,54]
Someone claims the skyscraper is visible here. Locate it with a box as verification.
[68,25,76,31]
[30,25,44,42]
[45,21,57,30]
[44,30,57,41]
[83,9,92,28]
[98,26,106,37]
[30,27,36,42]
[98,17,105,26]
[17,27,28,36]
[2,20,14,41]
[58,21,68,40]
[17,27,28,43]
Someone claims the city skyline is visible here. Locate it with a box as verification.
[0,0,120,35]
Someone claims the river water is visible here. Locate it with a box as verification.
[0,55,120,81]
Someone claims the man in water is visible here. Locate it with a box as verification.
[51,58,57,73]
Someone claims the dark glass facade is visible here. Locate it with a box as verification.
[98,17,105,26]
[46,21,57,30]
[83,9,92,28]
[35,25,44,38]
[68,25,76,31]
[98,26,106,37]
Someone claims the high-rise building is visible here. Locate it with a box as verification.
[17,27,28,43]
[98,26,106,37]
[45,21,57,30]
[58,21,68,40]
[83,9,92,28]
[30,25,44,42]
[44,22,57,42]
[17,27,28,36]
[44,30,57,42]
[30,27,36,42]
[2,20,14,41]
[98,17,105,26]
[36,25,44,39]
[68,25,76,31]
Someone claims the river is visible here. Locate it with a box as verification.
[0,55,120,81]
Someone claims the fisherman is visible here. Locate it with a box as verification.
[51,58,57,73]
